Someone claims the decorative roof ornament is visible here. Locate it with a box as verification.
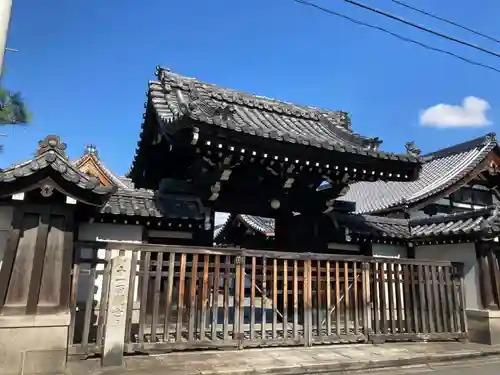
[84,144,98,157]
[40,184,54,197]
[485,132,497,144]
[363,137,383,151]
[478,203,500,239]
[405,141,421,157]
[36,135,68,159]
[175,81,238,122]
[340,112,352,131]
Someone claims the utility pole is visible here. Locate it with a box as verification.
[0,0,12,78]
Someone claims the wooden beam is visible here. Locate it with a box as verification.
[59,212,75,312]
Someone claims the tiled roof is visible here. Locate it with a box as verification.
[214,213,275,241]
[0,135,116,198]
[341,208,500,240]
[239,214,275,235]
[340,133,498,214]
[214,213,234,239]
[332,215,410,239]
[71,147,165,217]
[100,189,162,217]
[410,207,500,239]
[335,208,500,241]
[148,67,420,164]
[215,206,500,243]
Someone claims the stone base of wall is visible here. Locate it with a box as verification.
[467,309,500,345]
[0,314,69,375]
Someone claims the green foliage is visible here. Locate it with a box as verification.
[0,86,31,124]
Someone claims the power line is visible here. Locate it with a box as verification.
[292,0,500,74]
[339,0,500,60]
[390,0,500,44]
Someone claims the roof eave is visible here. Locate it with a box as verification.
[0,135,117,206]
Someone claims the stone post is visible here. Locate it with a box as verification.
[101,254,131,367]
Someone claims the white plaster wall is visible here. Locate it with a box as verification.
[77,223,143,305]
[0,206,13,272]
[372,243,407,259]
[416,243,481,310]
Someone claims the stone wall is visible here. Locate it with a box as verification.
[0,308,70,375]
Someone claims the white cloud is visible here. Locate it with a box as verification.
[419,96,491,128]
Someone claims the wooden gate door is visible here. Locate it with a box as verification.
[0,204,74,315]
[0,203,75,375]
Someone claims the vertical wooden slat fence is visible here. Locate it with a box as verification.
[68,242,468,356]
[368,262,467,342]
[68,244,112,356]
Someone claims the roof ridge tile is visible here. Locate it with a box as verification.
[423,132,497,160]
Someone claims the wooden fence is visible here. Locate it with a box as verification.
[68,242,468,356]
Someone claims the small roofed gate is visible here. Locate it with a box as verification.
[69,242,467,356]
[0,135,119,374]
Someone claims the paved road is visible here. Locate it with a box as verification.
[362,356,500,375]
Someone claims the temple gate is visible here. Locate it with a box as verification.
[0,66,484,374]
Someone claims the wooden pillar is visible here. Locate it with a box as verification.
[475,241,500,310]
[199,207,215,246]
[488,245,500,309]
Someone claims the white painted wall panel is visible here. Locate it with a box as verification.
[77,223,143,304]
[372,243,407,259]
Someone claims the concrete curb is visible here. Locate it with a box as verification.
[195,349,500,375]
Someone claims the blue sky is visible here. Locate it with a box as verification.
[3,0,500,174]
